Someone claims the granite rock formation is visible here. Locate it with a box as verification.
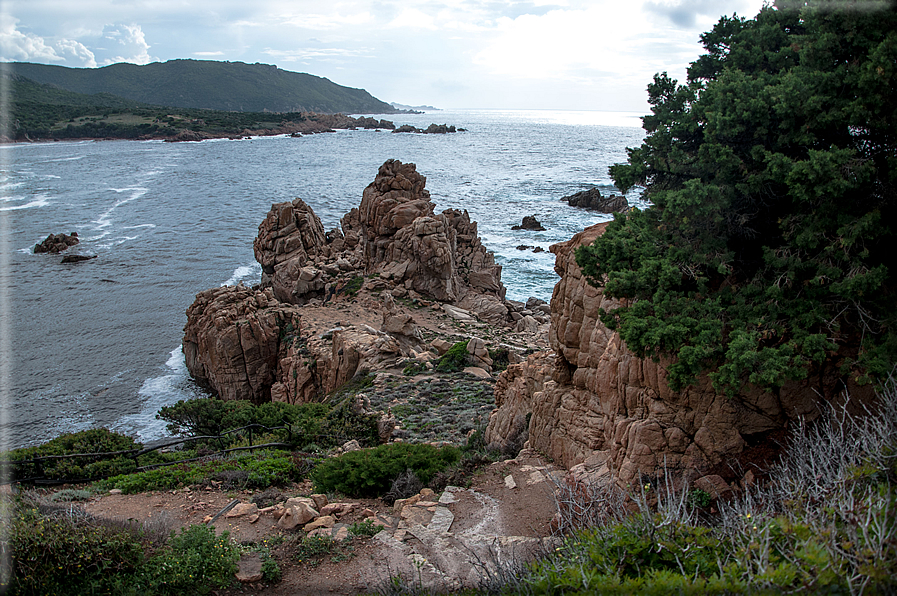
[34,232,79,254]
[562,188,628,213]
[486,222,874,488]
[185,160,519,405]
[183,285,305,403]
[358,160,507,322]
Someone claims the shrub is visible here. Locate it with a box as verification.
[145,525,239,595]
[349,519,384,538]
[311,443,461,498]
[9,504,146,596]
[98,450,302,494]
[5,428,140,482]
[435,341,469,373]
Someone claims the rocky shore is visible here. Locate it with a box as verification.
[184,159,872,499]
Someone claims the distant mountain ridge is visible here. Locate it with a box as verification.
[8,60,397,114]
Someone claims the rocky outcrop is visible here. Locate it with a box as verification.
[392,124,457,134]
[512,215,545,231]
[253,197,336,304]
[358,160,507,322]
[487,222,874,487]
[562,188,628,213]
[183,285,310,403]
[184,160,522,405]
[34,232,79,254]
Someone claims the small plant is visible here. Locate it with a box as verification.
[148,524,239,594]
[402,361,429,376]
[49,488,94,502]
[349,519,384,538]
[340,276,365,297]
[295,534,335,567]
[689,488,712,509]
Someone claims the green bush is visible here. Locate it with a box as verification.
[349,519,384,538]
[311,442,461,498]
[146,525,239,595]
[98,450,302,494]
[577,0,897,392]
[9,506,146,596]
[435,341,470,373]
[5,428,140,482]
[156,398,381,451]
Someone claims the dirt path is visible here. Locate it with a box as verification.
[78,450,560,595]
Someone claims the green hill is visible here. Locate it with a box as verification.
[7,60,396,114]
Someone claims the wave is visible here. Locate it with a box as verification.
[222,262,261,287]
[93,187,149,230]
[0,195,50,211]
[118,347,206,442]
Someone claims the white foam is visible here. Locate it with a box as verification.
[123,224,156,230]
[222,263,261,287]
[0,195,50,211]
[93,187,148,230]
[118,346,205,442]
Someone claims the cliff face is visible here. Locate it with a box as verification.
[486,222,872,486]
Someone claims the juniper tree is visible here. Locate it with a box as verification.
[577,0,897,394]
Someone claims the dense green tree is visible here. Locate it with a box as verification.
[577,0,896,394]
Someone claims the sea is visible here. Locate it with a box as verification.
[0,109,646,449]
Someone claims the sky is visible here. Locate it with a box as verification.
[0,0,766,112]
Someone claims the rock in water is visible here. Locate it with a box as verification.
[60,254,97,263]
[562,188,628,213]
[511,215,546,231]
[34,232,79,254]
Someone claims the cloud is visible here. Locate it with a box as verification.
[99,24,154,65]
[262,47,373,62]
[280,12,374,30]
[193,51,225,56]
[0,18,97,66]
[471,0,763,89]
[386,8,438,30]
[643,0,761,28]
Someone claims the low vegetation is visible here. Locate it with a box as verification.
[7,500,239,596]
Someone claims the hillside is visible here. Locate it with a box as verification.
[1,72,402,141]
[7,59,397,114]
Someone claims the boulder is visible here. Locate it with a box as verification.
[561,188,629,213]
[511,215,546,231]
[61,254,97,263]
[34,232,79,254]
[182,285,306,403]
[253,198,329,302]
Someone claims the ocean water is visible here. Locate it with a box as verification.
[1,109,645,448]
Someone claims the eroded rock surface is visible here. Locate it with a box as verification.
[562,188,628,213]
[34,232,79,254]
[359,160,507,321]
[183,285,307,403]
[487,222,874,487]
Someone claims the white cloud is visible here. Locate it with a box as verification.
[100,24,154,65]
[470,1,756,89]
[193,51,225,56]
[280,12,374,30]
[0,17,97,66]
[262,47,373,62]
[386,8,438,30]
